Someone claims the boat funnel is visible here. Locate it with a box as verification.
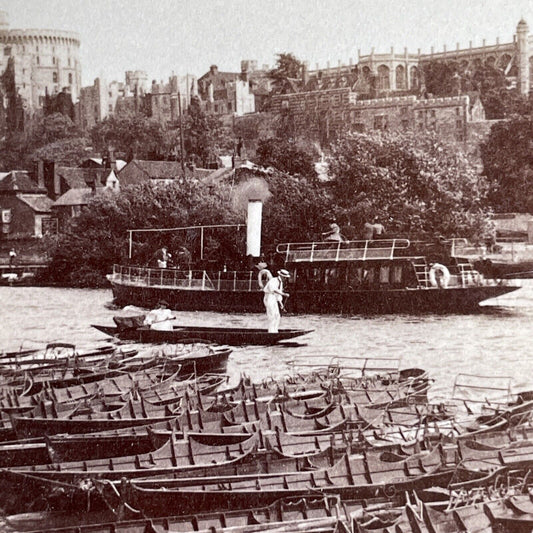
[246,199,262,257]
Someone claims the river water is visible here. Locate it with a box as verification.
[1,284,532,403]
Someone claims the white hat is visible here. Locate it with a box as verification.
[278,269,290,278]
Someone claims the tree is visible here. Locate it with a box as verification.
[328,131,492,241]
[31,137,91,166]
[254,138,318,178]
[43,181,242,286]
[269,53,303,88]
[90,113,166,160]
[481,115,533,212]
[422,59,529,119]
[28,113,81,147]
[182,97,229,166]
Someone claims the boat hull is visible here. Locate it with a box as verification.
[109,282,518,314]
[92,325,312,346]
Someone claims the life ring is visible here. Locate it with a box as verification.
[257,269,273,289]
[429,263,451,288]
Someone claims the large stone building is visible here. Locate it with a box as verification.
[0,9,81,130]
[78,71,148,130]
[306,19,533,97]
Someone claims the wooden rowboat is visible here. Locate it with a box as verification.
[92,324,313,346]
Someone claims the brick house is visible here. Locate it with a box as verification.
[0,171,54,239]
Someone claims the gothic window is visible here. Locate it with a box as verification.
[395,65,406,90]
[485,56,496,68]
[410,66,419,90]
[377,65,390,90]
[498,54,512,71]
[362,66,371,79]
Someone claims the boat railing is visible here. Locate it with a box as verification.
[456,263,482,287]
[276,239,411,263]
[110,265,216,290]
[111,265,261,292]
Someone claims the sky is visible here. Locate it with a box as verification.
[4,0,533,86]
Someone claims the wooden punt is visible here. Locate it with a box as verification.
[11,398,179,438]
[115,446,453,516]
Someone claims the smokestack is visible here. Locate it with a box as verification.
[246,199,262,258]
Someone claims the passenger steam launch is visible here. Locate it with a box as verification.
[108,201,519,314]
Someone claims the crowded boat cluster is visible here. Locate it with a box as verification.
[0,342,531,532]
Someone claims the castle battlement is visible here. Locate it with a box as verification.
[0,28,80,45]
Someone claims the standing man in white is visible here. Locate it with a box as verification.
[262,269,290,333]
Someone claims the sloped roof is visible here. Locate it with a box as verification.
[52,187,100,207]
[121,160,183,181]
[56,167,92,189]
[202,167,234,185]
[17,194,54,213]
[84,158,127,171]
[0,171,41,192]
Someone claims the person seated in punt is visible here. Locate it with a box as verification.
[143,300,174,330]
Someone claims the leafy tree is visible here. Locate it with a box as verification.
[90,113,166,160]
[268,53,303,92]
[328,131,492,241]
[182,97,228,166]
[255,138,318,178]
[422,60,529,119]
[30,137,91,166]
[43,181,242,286]
[481,115,533,212]
[28,113,81,147]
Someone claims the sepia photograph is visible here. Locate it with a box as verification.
[0,0,532,530]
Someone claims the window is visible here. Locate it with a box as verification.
[108,104,113,112]
[68,73,72,84]
[401,119,409,129]
[4,47,10,56]
[39,96,45,106]
[456,108,461,115]
[396,65,406,90]
[36,56,40,65]
[456,120,463,129]
[373,115,388,130]
[53,72,58,83]
[68,58,71,66]
[430,110,436,118]
[52,56,56,65]
[281,100,289,109]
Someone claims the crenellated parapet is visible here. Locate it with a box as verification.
[0,29,80,47]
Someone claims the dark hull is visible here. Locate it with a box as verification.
[92,325,312,346]
[109,282,519,314]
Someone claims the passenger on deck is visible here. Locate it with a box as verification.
[263,269,290,333]
[322,222,347,243]
[151,247,172,269]
[143,300,174,331]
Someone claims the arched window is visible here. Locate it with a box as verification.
[362,66,371,79]
[485,56,496,68]
[377,65,390,90]
[395,65,406,90]
[498,54,512,71]
[410,66,419,90]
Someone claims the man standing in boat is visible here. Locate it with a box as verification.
[263,269,290,333]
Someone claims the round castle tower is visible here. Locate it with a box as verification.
[0,10,81,113]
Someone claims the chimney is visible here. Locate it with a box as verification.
[302,61,309,85]
[36,160,45,190]
[53,162,61,199]
[246,200,262,258]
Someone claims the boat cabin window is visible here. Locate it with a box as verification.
[294,262,414,290]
